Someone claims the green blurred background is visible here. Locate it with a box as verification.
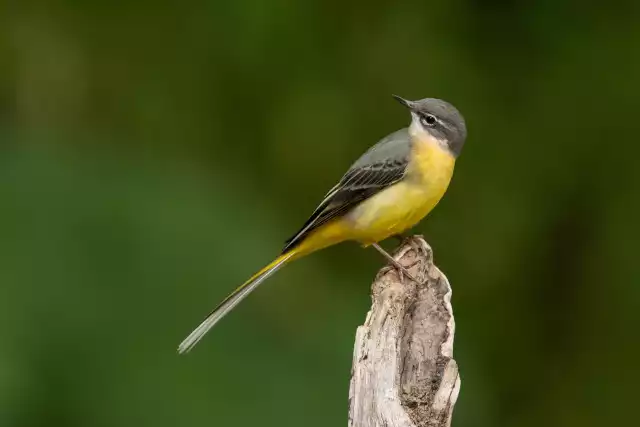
[1,1,639,426]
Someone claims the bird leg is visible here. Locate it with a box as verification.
[371,243,419,284]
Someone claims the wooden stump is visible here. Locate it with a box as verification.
[349,236,460,427]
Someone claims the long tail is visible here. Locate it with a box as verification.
[177,250,297,354]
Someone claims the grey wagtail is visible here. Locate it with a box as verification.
[178,95,467,353]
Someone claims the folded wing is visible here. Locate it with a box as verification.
[282,129,411,253]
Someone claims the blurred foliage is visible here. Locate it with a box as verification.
[1,1,639,426]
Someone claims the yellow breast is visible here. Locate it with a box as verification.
[347,136,456,245]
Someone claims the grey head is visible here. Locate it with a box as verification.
[393,95,467,157]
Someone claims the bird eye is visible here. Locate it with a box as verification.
[420,114,437,127]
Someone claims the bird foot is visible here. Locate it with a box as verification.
[380,260,420,284]
[373,243,420,284]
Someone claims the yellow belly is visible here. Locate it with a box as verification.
[345,137,456,245]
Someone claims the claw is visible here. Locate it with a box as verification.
[372,243,420,284]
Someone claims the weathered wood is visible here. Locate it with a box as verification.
[349,236,460,427]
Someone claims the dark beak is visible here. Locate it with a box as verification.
[392,94,415,110]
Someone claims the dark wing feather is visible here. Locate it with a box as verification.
[282,129,411,253]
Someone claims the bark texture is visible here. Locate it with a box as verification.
[349,236,460,427]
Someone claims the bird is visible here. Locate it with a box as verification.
[178,95,467,353]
